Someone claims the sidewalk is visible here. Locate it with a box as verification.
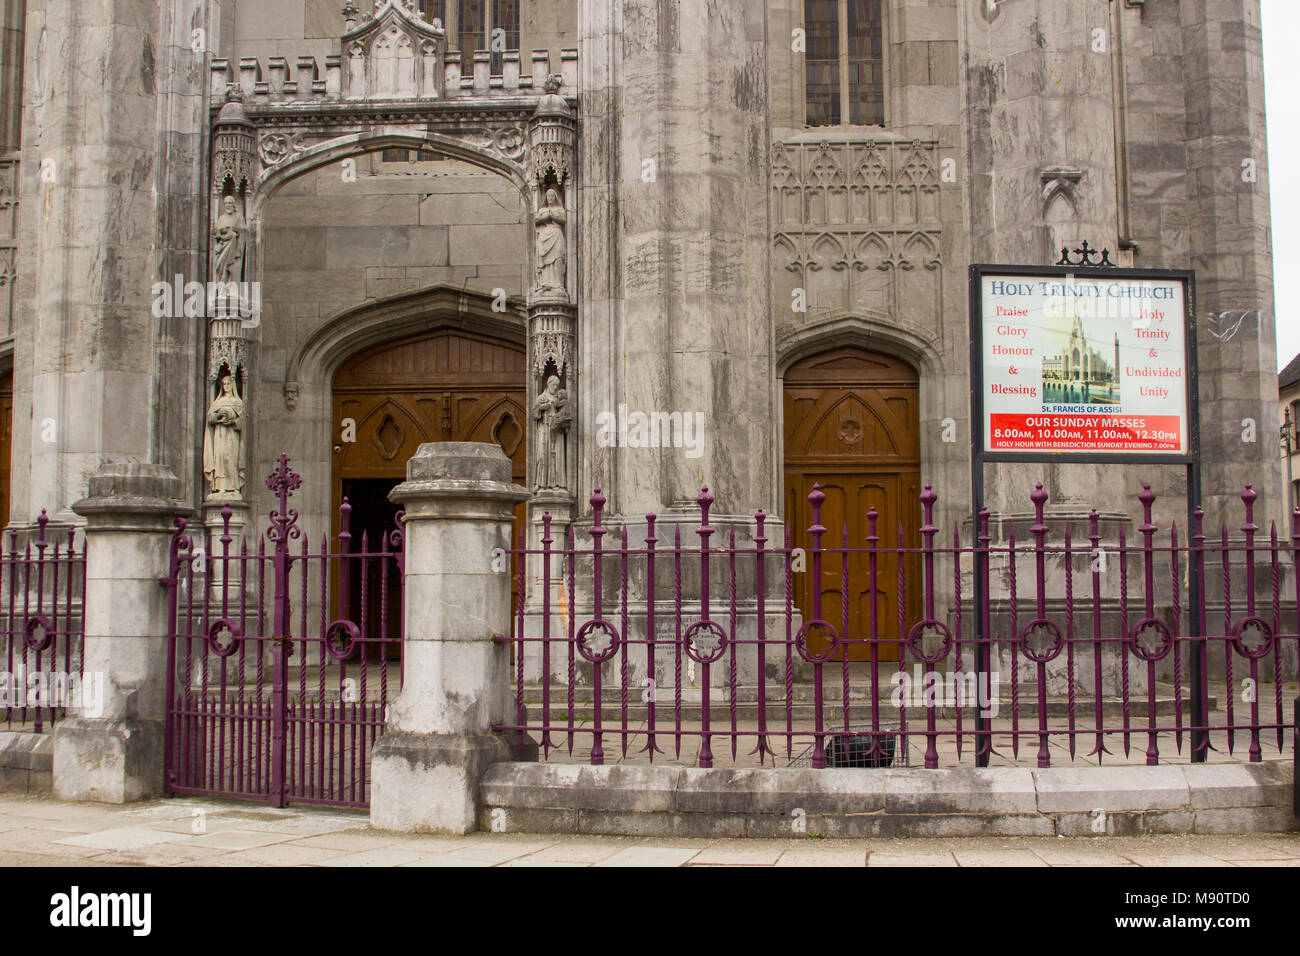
[0,793,1297,866]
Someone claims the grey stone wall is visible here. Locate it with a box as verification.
[10,0,206,529]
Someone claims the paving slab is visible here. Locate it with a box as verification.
[593,846,702,867]
[688,843,787,865]
[951,849,1050,866]
[317,848,432,867]
[55,826,198,851]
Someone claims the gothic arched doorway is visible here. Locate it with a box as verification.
[332,327,528,647]
[783,346,922,662]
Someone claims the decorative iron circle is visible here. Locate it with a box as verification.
[1231,616,1274,661]
[795,619,840,664]
[1130,617,1173,663]
[575,619,620,664]
[907,619,953,664]
[23,615,54,653]
[683,620,728,665]
[1018,618,1063,664]
[207,618,243,658]
[324,619,361,662]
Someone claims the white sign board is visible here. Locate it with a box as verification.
[980,273,1189,455]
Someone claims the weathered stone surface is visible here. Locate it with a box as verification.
[479,762,1297,837]
[52,718,164,804]
[370,732,510,834]
[1033,765,1190,814]
[1183,762,1292,809]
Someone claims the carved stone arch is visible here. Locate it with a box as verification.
[250,129,530,221]
[287,284,527,399]
[776,312,941,384]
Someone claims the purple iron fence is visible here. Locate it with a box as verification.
[163,456,403,808]
[0,511,85,732]
[499,481,1300,771]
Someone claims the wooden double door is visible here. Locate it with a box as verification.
[783,348,921,662]
[332,328,528,646]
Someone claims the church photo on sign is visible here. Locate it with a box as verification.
[0,0,1296,893]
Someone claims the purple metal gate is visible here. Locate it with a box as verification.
[163,456,403,808]
[1,512,85,731]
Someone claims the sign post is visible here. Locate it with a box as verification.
[968,263,1202,766]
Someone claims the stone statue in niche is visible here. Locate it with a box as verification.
[532,374,571,491]
[534,187,566,296]
[212,194,247,284]
[203,373,246,499]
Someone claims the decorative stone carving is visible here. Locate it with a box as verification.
[531,143,570,187]
[341,0,446,100]
[532,374,572,492]
[258,131,306,167]
[212,195,248,285]
[772,139,942,226]
[474,125,527,162]
[208,336,249,388]
[533,186,567,297]
[533,329,569,378]
[212,87,257,196]
[283,382,300,411]
[203,373,246,500]
[535,74,570,117]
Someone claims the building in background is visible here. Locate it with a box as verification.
[0,0,1281,625]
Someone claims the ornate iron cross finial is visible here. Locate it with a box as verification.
[265,454,303,545]
[1056,240,1115,268]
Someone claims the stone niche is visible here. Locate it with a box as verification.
[342,1,447,100]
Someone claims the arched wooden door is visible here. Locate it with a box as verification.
[332,328,527,648]
[783,347,921,662]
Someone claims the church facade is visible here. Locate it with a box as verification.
[0,0,1281,579]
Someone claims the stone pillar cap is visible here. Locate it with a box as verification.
[72,462,195,520]
[389,442,529,507]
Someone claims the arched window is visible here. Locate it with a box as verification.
[804,0,884,127]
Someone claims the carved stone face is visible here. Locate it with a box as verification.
[220,374,235,396]
[545,375,560,395]
[544,187,560,208]
[222,196,237,216]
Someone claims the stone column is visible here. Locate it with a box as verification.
[52,463,193,803]
[370,442,529,833]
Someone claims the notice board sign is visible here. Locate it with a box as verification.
[970,264,1196,464]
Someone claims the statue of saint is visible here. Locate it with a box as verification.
[213,195,247,285]
[532,375,571,491]
[203,374,246,499]
[534,187,566,294]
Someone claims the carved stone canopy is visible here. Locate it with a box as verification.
[341,0,446,99]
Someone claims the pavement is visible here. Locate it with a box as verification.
[0,792,1298,866]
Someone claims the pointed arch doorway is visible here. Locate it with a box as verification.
[783,346,921,662]
[332,327,528,650]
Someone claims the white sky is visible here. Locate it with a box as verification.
[1263,0,1297,370]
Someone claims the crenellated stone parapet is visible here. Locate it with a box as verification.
[211,48,577,108]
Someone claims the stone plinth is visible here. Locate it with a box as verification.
[370,442,529,833]
[53,463,193,803]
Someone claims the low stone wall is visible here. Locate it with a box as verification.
[0,732,53,794]
[479,762,1296,837]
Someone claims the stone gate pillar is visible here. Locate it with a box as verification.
[52,464,193,803]
[370,442,529,833]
